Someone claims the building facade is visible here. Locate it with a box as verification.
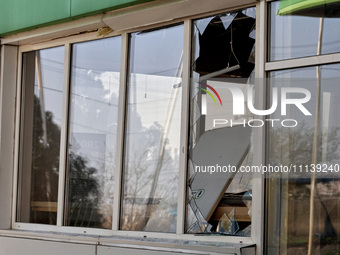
[0,0,339,254]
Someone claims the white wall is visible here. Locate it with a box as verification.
[0,236,255,255]
[0,45,18,230]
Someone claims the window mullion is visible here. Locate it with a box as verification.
[3,45,20,227]
[251,1,267,254]
[112,32,129,232]
[56,43,71,227]
[176,19,192,235]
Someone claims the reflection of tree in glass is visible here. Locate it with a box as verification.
[31,96,60,224]
[68,70,119,229]
[270,122,340,170]
[122,111,178,232]
[67,151,102,228]
[269,123,339,252]
[32,95,103,227]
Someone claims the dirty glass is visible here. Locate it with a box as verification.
[65,37,121,229]
[17,46,64,224]
[186,7,256,236]
[121,24,183,233]
[270,1,340,61]
[267,64,340,254]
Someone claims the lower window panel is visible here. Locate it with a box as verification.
[120,24,184,233]
[266,65,340,254]
[16,46,65,225]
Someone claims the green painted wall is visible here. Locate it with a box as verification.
[0,0,155,36]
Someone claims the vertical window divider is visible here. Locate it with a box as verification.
[12,46,22,227]
[57,43,71,226]
[251,1,267,253]
[112,33,129,232]
[176,19,192,235]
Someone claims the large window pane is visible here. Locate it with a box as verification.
[186,7,256,236]
[17,46,64,224]
[121,24,183,233]
[267,65,340,254]
[65,37,121,229]
[270,1,340,61]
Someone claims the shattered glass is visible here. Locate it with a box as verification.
[186,7,256,237]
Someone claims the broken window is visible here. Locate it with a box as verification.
[186,7,256,236]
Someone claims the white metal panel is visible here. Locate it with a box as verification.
[103,0,256,33]
[97,245,233,255]
[0,236,95,255]
[112,33,129,231]
[99,246,190,255]
[265,52,340,71]
[176,19,191,235]
[0,45,18,229]
[57,43,71,226]
[191,126,251,220]
[0,230,254,254]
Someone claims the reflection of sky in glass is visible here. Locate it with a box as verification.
[269,63,340,170]
[270,1,340,61]
[270,65,340,130]
[320,64,340,131]
[130,25,184,76]
[73,38,121,72]
[69,36,121,176]
[121,24,183,233]
[35,46,65,126]
[70,37,121,137]
[128,25,184,154]
[66,36,121,229]
[270,67,316,127]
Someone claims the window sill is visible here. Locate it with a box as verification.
[0,229,255,254]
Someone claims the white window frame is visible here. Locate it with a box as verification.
[1,0,266,250]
